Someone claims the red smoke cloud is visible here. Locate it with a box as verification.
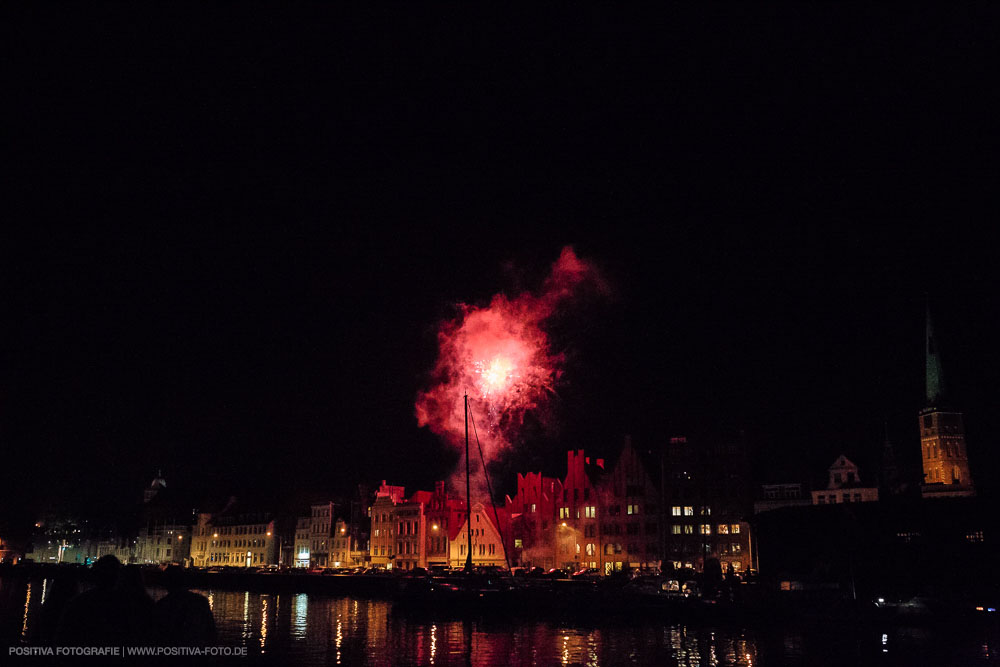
[416,246,604,465]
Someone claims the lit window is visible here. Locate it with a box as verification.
[730,524,740,534]
[559,507,570,519]
[672,525,681,535]
[717,524,729,534]
[531,504,536,513]
[683,525,694,534]
[700,524,711,535]
[683,506,694,516]
[514,539,523,548]
[585,506,597,519]
[627,504,640,515]
[672,506,681,516]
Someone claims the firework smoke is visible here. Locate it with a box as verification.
[415,246,605,472]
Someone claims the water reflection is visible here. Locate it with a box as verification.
[20,582,31,640]
[260,595,268,652]
[4,577,1000,665]
[292,592,307,639]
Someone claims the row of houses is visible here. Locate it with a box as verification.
[24,434,756,575]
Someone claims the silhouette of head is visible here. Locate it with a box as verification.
[92,555,121,589]
[163,565,186,593]
[116,565,147,595]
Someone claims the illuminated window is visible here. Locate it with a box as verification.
[700,524,711,535]
[700,506,711,516]
[585,543,596,556]
[627,504,640,515]
[672,506,681,516]
[717,524,729,534]
[559,507,569,519]
[672,525,681,535]
[531,504,536,513]
[731,524,740,534]
[585,506,597,519]
[731,543,741,553]
[683,506,694,516]
[514,539,523,548]
[683,525,694,535]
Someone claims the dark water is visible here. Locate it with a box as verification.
[3,578,999,665]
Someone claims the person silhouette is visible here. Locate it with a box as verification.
[55,554,129,646]
[116,565,155,645]
[153,566,216,646]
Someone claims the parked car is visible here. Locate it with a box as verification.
[571,568,601,580]
[526,567,547,578]
[544,568,569,579]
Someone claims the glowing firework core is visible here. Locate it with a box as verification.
[476,357,516,398]
[416,246,604,464]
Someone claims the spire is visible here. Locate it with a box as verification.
[925,300,945,406]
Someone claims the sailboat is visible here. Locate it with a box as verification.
[395,394,513,609]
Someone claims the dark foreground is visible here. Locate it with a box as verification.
[3,570,1000,665]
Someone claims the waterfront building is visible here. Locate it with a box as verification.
[0,536,22,564]
[421,481,466,569]
[309,501,336,568]
[135,522,190,565]
[657,435,753,574]
[192,501,277,567]
[293,516,311,567]
[505,472,562,569]
[392,497,427,570]
[559,449,606,572]
[330,519,352,567]
[25,517,84,564]
[347,484,372,567]
[369,482,405,568]
[449,502,507,569]
[594,437,661,573]
[811,456,879,505]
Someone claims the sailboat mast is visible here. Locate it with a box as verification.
[465,393,473,571]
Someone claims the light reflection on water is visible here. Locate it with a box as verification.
[5,578,1000,665]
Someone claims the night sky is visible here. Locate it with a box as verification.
[4,8,999,538]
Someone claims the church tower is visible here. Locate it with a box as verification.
[919,304,975,498]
